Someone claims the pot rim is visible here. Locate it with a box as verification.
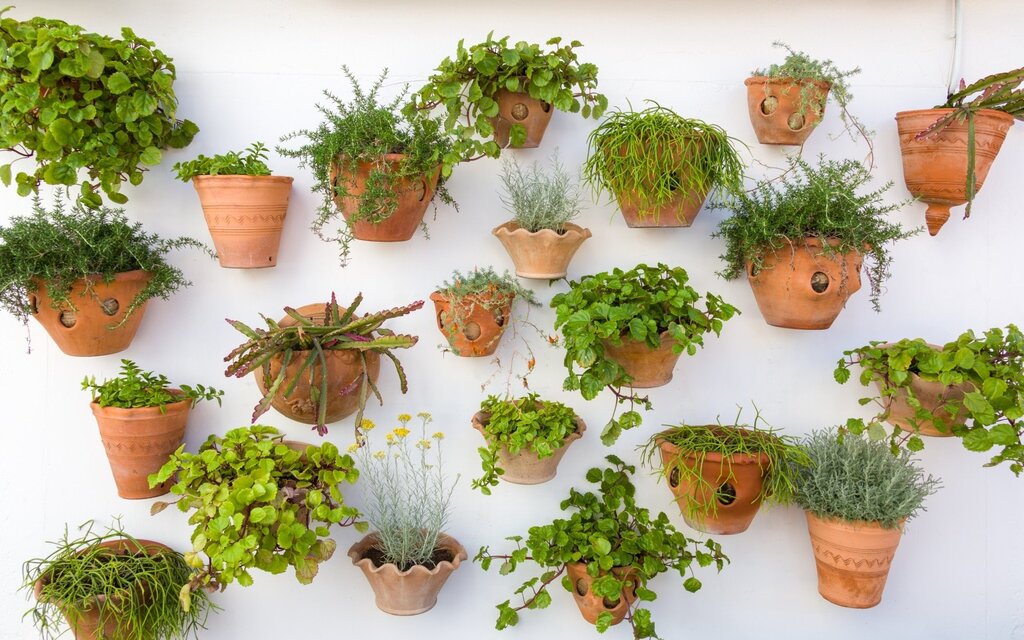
[33,538,175,606]
[192,174,294,184]
[656,429,774,466]
[35,269,152,288]
[471,409,587,446]
[745,75,832,90]
[804,510,906,533]
[894,107,1016,124]
[348,532,467,577]
[89,390,191,417]
[492,220,592,240]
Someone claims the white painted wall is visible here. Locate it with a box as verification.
[1,1,1022,638]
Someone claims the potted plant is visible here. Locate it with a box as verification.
[476,456,727,637]
[405,34,607,171]
[794,430,939,608]
[0,193,206,356]
[224,294,421,435]
[173,142,293,268]
[640,409,810,535]
[278,67,455,265]
[430,267,539,357]
[470,393,586,494]
[348,413,466,615]
[712,155,916,330]
[835,325,1024,476]
[492,154,591,279]
[149,425,362,596]
[551,263,738,445]
[22,521,214,639]
[582,103,745,228]
[82,359,223,499]
[0,9,198,207]
[895,67,1022,235]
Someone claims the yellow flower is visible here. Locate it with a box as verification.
[385,433,395,444]
[397,413,412,424]
[360,418,375,431]
[393,427,410,439]
[417,411,433,422]
[432,431,445,440]
[346,443,360,453]
[372,451,386,460]
[416,439,431,450]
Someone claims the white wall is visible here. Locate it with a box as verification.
[2,1,1022,638]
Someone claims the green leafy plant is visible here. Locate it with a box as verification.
[82,359,223,409]
[172,142,271,181]
[794,429,939,529]
[551,263,738,445]
[583,102,746,223]
[475,455,727,638]
[835,325,1024,475]
[499,153,582,232]
[278,67,455,265]
[433,266,539,355]
[150,426,362,601]
[472,393,580,495]
[224,294,422,436]
[22,520,214,640]
[0,9,198,207]
[712,155,916,311]
[405,33,607,173]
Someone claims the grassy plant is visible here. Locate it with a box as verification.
[82,359,222,409]
[498,153,582,233]
[172,142,272,181]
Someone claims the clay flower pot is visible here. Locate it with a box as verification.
[805,512,904,608]
[744,76,831,145]
[348,532,467,615]
[746,237,863,330]
[429,291,514,357]
[491,89,554,148]
[254,303,381,424]
[192,174,293,268]
[603,331,681,388]
[658,435,770,535]
[895,108,1014,235]
[565,563,637,626]
[870,344,970,438]
[330,153,441,242]
[90,395,191,499]
[471,410,586,484]
[492,222,591,279]
[611,139,711,228]
[30,270,153,357]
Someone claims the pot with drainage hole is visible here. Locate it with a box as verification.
[744,76,831,146]
[565,563,638,626]
[429,290,515,357]
[490,89,554,148]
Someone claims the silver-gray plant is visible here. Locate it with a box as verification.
[498,153,583,233]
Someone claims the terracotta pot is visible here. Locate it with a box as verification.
[491,89,554,148]
[805,512,904,609]
[565,563,638,626]
[744,76,831,145]
[34,539,173,640]
[429,291,514,357]
[471,410,586,484]
[30,270,153,357]
[610,138,711,227]
[330,153,441,242]
[348,532,467,615]
[896,108,1014,235]
[254,303,381,424]
[869,343,970,437]
[658,435,770,535]
[746,237,863,330]
[90,395,191,499]
[492,221,591,279]
[192,175,293,268]
[602,331,680,388]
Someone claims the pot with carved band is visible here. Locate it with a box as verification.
[804,512,904,608]
[192,175,293,268]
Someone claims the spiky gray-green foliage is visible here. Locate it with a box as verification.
[172,142,272,181]
[498,154,582,233]
[794,430,939,529]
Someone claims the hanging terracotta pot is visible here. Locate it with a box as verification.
[90,395,191,499]
[471,410,586,484]
[429,291,514,357]
[30,270,153,357]
[611,139,710,228]
[254,303,381,424]
[348,532,467,615]
[602,331,680,387]
[895,108,1014,235]
[805,512,904,608]
[746,237,863,330]
[870,344,970,437]
[492,222,591,279]
[657,435,770,535]
[191,175,293,268]
[491,89,554,148]
[329,153,441,242]
[744,77,831,145]
[565,563,638,626]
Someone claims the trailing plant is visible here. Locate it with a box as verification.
[405,34,606,173]
[22,520,214,640]
[551,263,738,445]
[351,413,457,569]
[473,393,580,495]
[149,425,362,602]
[582,102,746,222]
[434,266,539,355]
[835,325,1024,475]
[794,429,939,529]
[712,155,916,311]
[172,142,271,181]
[82,359,222,409]
[224,293,422,436]
[498,153,582,233]
[475,455,727,638]
[0,9,198,207]
[278,67,455,266]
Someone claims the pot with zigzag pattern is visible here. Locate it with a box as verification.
[192,175,293,268]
